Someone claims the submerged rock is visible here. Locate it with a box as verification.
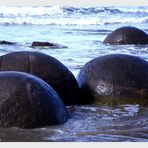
[103,26,148,45]
[31,41,67,48]
[77,54,148,106]
[31,41,56,47]
[0,51,80,105]
[0,40,15,45]
[0,71,68,128]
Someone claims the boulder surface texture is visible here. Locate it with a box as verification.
[77,54,148,106]
[0,71,68,128]
[103,26,148,45]
[0,51,80,105]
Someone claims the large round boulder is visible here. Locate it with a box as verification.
[0,71,68,128]
[103,26,148,45]
[77,54,148,106]
[0,51,80,105]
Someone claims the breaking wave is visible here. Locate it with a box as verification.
[0,6,147,25]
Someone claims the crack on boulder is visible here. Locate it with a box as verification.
[27,54,31,73]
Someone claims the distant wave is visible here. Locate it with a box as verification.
[0,6,147,25]
[0,17,147,26]
[115,7,148,13]
[0,6,148,16]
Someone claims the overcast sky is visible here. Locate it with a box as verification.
[0,0,148,6]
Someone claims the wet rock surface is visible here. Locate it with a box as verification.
[77,54,148,105]
[0,51,80,105]
[31,41,56,47]
[103,26,148,45]
[0,71,68,128]
[0,40,15,45]
[31,41,67,48]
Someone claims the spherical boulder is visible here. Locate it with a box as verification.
[103,26,148,45]
[0,71,68,128]
[0,51,80,105]
[77,54,148,106]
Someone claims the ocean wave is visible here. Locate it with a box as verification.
[0,6,110,17]
[116,7,148,14]
[0,6,147,26]
[63,7,121,15]
[0,16,147,26]
[0,6,63,17]
[0,6,148,17]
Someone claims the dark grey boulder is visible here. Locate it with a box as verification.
[77,54,148,106]
[31,41,56,47]
[31,41,67,48]
[0,51,80,105]
[103,26,148,45]
[0,71,68,128]
[0,40,15,45]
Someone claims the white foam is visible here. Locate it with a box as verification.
[0,6,63,16]
[0,6,147,25]
[0,16,147,26]
[117,6,148,13]
[124,104,140,116]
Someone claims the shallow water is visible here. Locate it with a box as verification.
[0,105,147,142]
[0,6,148,142]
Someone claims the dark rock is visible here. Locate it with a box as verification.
[31,41,68,49]
[0,51,80,105]
[77,54,148,106]
[0,71,68,128]
[0,40,15,45]
[103,26,148,45]
[31,41,56,47]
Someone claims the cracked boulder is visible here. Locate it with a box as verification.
[0,71,68,128]
[77,54,148,106]
[103,26,148,45]
[0,51,80,105]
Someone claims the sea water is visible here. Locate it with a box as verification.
[0,6,148,142]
